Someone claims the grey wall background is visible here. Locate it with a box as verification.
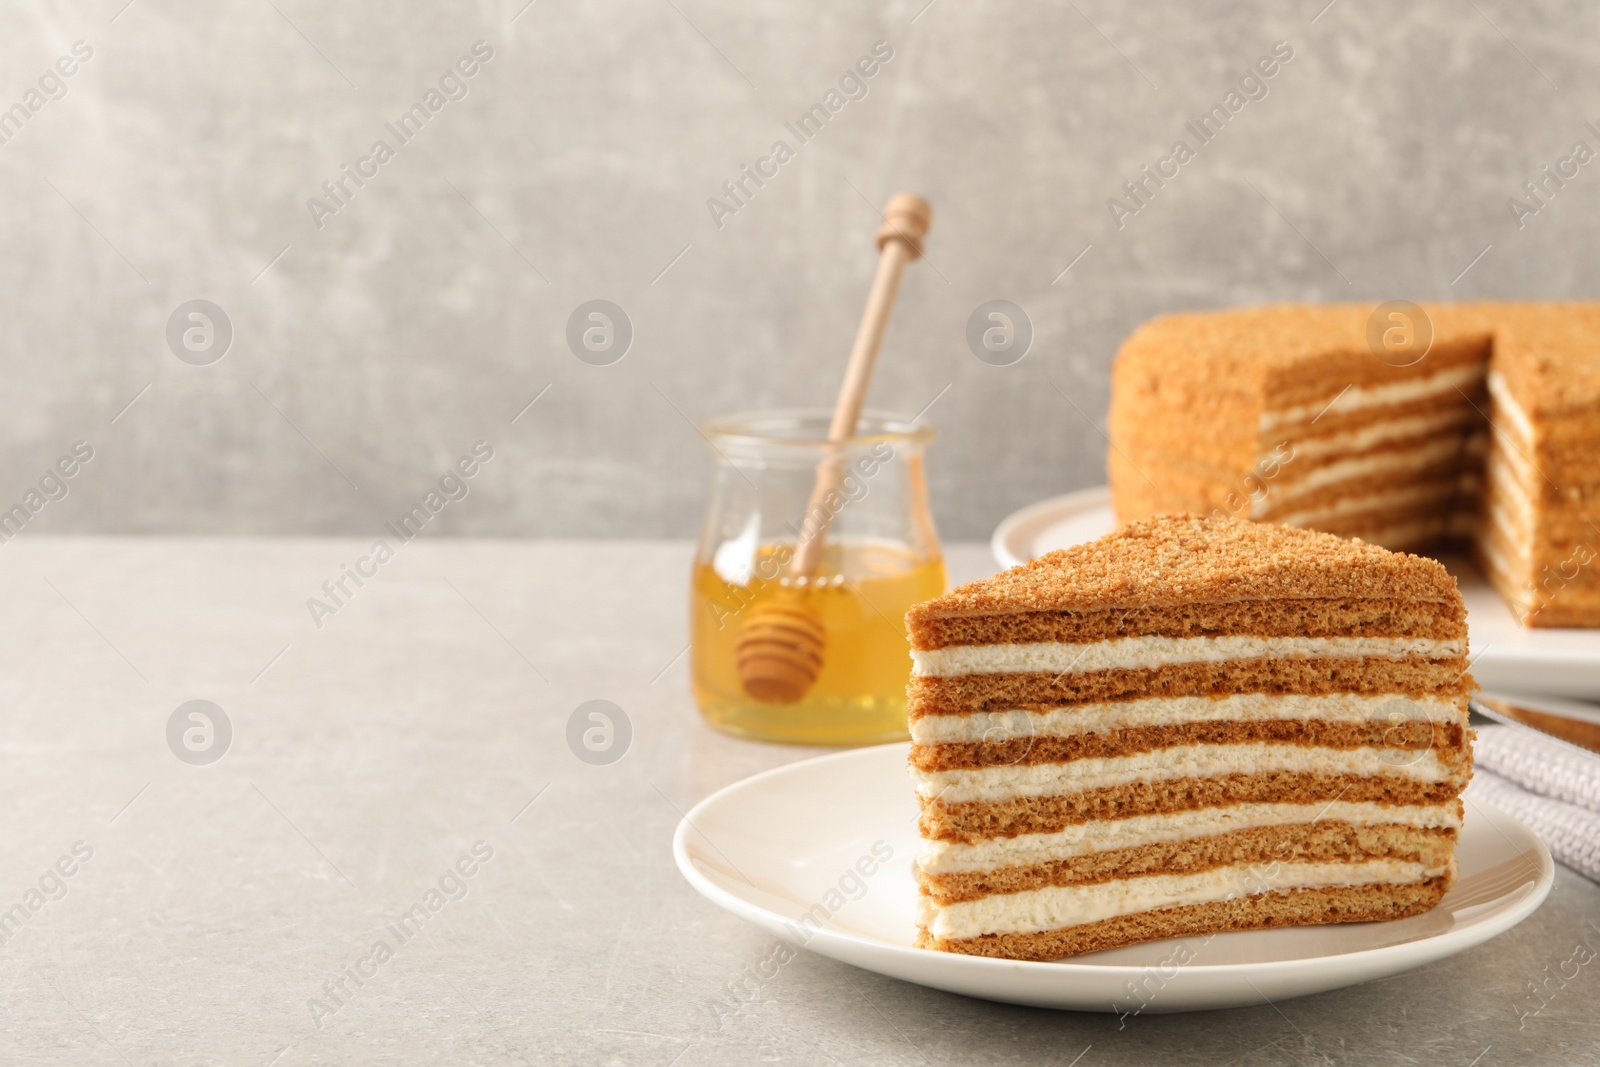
[1,0,1596,540]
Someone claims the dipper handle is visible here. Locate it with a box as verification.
[791,193,932,576]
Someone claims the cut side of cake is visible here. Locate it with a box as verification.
[1474,313,1600,627]
[1108,302,1600,627]
[906,515,1473,961]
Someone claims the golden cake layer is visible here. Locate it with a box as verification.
[917,772,1468,841]
[917,878,1452,961]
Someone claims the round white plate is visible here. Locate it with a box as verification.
[992,486,1600,702]
[674,744,1553,1013]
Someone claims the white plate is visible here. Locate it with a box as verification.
[674,744,1553,1013]
[992,487,1600,702]
[1477,690,1600,725]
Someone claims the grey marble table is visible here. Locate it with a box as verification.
[2,538,1597,1066]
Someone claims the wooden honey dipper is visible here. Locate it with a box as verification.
[734,193,933,705]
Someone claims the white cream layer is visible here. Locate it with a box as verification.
[1267,480,1459,528]
[1487,502,1530,566]
[919,858,1446,940]
[1278,407,1476,463]
[910,635,1464,678]
[912,744,1462,804]
[1486,370,1537,448]
[917,800,1460,875]
[910,692,1465,745]
[1476,531,1536,609]
[1262,363,1484,431]
[1488,426,1540,499]
[1255,434,1469,513]
[1484,449,1535,564]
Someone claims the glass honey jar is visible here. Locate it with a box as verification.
[690,410,945,745]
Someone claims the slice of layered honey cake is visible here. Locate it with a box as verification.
[905,515,1473,961]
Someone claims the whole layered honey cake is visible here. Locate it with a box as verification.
[905,515,1473,961]
[1108,302,1600,627]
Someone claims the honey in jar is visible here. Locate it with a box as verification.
[692,541,945,744]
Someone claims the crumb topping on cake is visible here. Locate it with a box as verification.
[908,514,1460,622]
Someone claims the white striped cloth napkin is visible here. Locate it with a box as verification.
[1466,723,1600,883]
